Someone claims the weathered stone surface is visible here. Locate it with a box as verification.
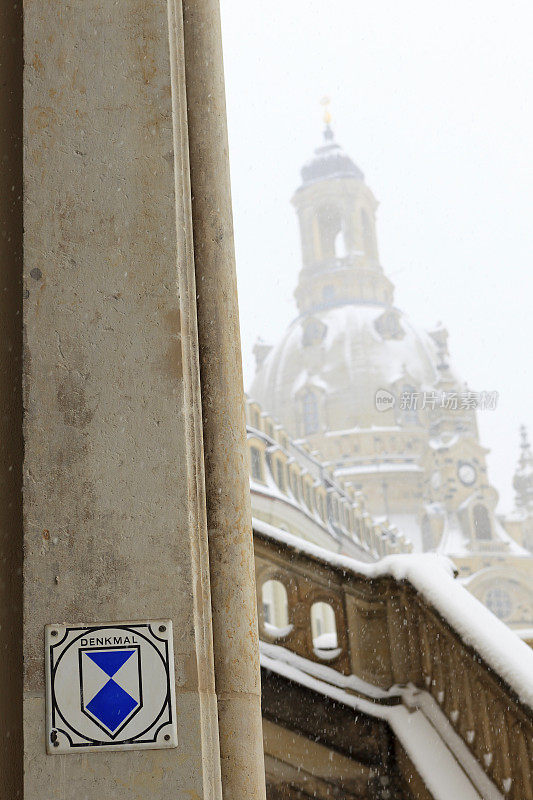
[21,0,222,795]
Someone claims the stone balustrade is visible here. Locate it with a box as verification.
[254,522,533,800]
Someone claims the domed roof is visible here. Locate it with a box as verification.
[299,126,364,187]
[250,303,449,435]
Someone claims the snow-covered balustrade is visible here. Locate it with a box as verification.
[254,518,533,800]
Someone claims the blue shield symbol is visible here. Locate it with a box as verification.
[80,647,142,738]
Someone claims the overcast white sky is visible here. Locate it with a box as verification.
[220,0,533,513]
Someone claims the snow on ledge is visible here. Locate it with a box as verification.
[253,516,533,710]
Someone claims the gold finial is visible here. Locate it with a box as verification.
[320,95,332,125]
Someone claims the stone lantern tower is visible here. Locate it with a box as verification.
[291,118,394,315]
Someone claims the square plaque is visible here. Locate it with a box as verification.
[45,620,177,753]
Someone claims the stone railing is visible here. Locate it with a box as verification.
[254,521,533,800]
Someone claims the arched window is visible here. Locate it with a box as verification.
[316,204,343,260]
[361,209,374,256]
[249,446,263,482]
[289,469,299,500]
[334,227,347,258]
[302,390,319,435]
[311,602,339,658]
[473,504,491,540]
[262,580,290,634]
[485,586,512,620]
[275,459,286,492]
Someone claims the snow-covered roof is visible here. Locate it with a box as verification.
[298,126,365,187]
[335,461,422,476]
[250,303,456,437]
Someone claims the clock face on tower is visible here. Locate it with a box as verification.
[458,462,477,486]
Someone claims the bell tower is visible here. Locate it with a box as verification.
[291,102,393,314]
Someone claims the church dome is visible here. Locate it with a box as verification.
[250,303,446,436]
[299,125,364,187]
[252,121,463,441]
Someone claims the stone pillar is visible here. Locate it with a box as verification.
[182,2,267,799]
[18,1,228,796]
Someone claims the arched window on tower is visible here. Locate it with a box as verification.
[302,390,319,435]
[361,209,374,257]
[316,204,344,260]
[334,228,347,258]
[473,504,492,540]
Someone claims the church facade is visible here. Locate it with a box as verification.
[249,121,533,635]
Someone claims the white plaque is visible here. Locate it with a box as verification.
[45,620,177,753]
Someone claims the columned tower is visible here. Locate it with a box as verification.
[291,120,393,315]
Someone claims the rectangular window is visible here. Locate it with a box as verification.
[276,460,286,492]
[290,471,299,499]
[250,446,263,482]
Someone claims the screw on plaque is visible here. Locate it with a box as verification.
[50,730,59,747]
[159,625,166,633]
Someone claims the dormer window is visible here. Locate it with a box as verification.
[275,459,286,493]
[302,317,327,347]
[374,308,404,340]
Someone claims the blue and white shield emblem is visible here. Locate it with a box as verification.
[79,647,142,738]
